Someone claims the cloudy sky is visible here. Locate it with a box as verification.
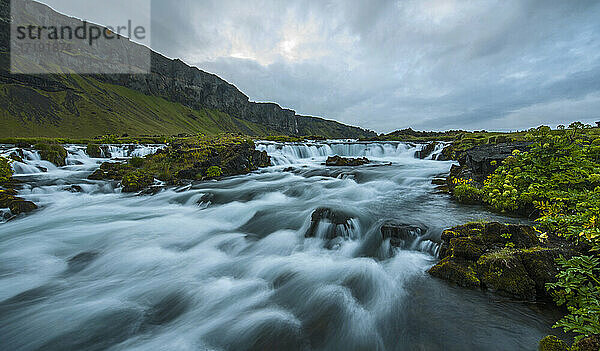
[41,0,600,133]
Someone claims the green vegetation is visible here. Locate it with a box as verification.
[205,166,223,178]
[34,143,68,166]
[0,75,274,138]
[0,156,12,183]
[88,134,270,192]
[86,143,102,158]
[547,256,600,342]
[449,122,600,342]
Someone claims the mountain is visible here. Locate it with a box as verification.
[0,0,376,138]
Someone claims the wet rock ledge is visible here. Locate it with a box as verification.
[88,135,270,193]
[428,222,574,301]
[0,157,38,219]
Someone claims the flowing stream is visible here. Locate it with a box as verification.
[0,141,561,351]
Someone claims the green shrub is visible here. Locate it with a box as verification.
[474,122,600,341]
[454,184,482,204]
[546,255,600,341]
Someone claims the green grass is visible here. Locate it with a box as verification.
[0,74,274,138]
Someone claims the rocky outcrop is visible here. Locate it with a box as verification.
[447,142,531,182]
[86,144,102,158]
[325,156,370,166]
[305,207,356,240]
[35,143,68,167]
[88,136,271,193]
[428,222,573,300]
[414,142,438,159]
[0,189,38,215]
[380,222,428,248]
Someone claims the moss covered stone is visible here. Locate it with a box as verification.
[88,135,270,192]
[477,251,536,300]
[538,335,569,351]
[427,257,481,288]
[35,143,67,166]
[0,156,12,183]
[450,236,485,260]
[86,143,102,158]
[429,222,562,300]
[8,199,38,214]
[121,170,154,193]
[571,335,600,351]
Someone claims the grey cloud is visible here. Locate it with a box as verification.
[41,0,600,132]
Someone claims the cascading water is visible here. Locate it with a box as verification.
[257,141,419,165]
[0,141,560,350]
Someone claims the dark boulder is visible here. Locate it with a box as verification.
[305,207,356,240]
[463,142,531,182]
[86,143,103,158]
[9,199,38,214]
[380,222,428,248]
[325,155,370,166]
[414,142,438,159]
[428,222,568,301]
[35,143,68,167]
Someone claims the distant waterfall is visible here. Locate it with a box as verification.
[0,144,164,175]
[256,141,423,165]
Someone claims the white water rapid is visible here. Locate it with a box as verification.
[0,141,560,351]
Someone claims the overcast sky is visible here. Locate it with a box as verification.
[40,0,600,133]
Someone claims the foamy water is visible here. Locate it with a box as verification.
[0,142,559,350]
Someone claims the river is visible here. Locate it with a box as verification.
[0,141,561,350]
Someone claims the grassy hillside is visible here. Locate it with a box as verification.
[0,74,274,138]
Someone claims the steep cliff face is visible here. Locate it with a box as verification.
[0,0,376,138]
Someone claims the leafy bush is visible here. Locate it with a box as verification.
[454,179,481,204]
[474,122,600,340]
[546,255,600,341]
[0,157,12,183]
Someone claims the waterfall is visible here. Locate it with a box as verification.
[256,141,422,165]
[0,144,164,175]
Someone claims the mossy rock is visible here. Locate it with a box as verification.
[477,252,536,300]
[517,247,569,296]
[0,156,13,183]
[0,192,15,207]
[479,222,538,248]
[35,143,67,166]
[121,170,154,193]
[86,143,102,158]
[441,222,485,242]
[450,236,485,260]
[427,257,481,288]
[538,335,569,351]
[9,199,38,214]
[571,335,600,351]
